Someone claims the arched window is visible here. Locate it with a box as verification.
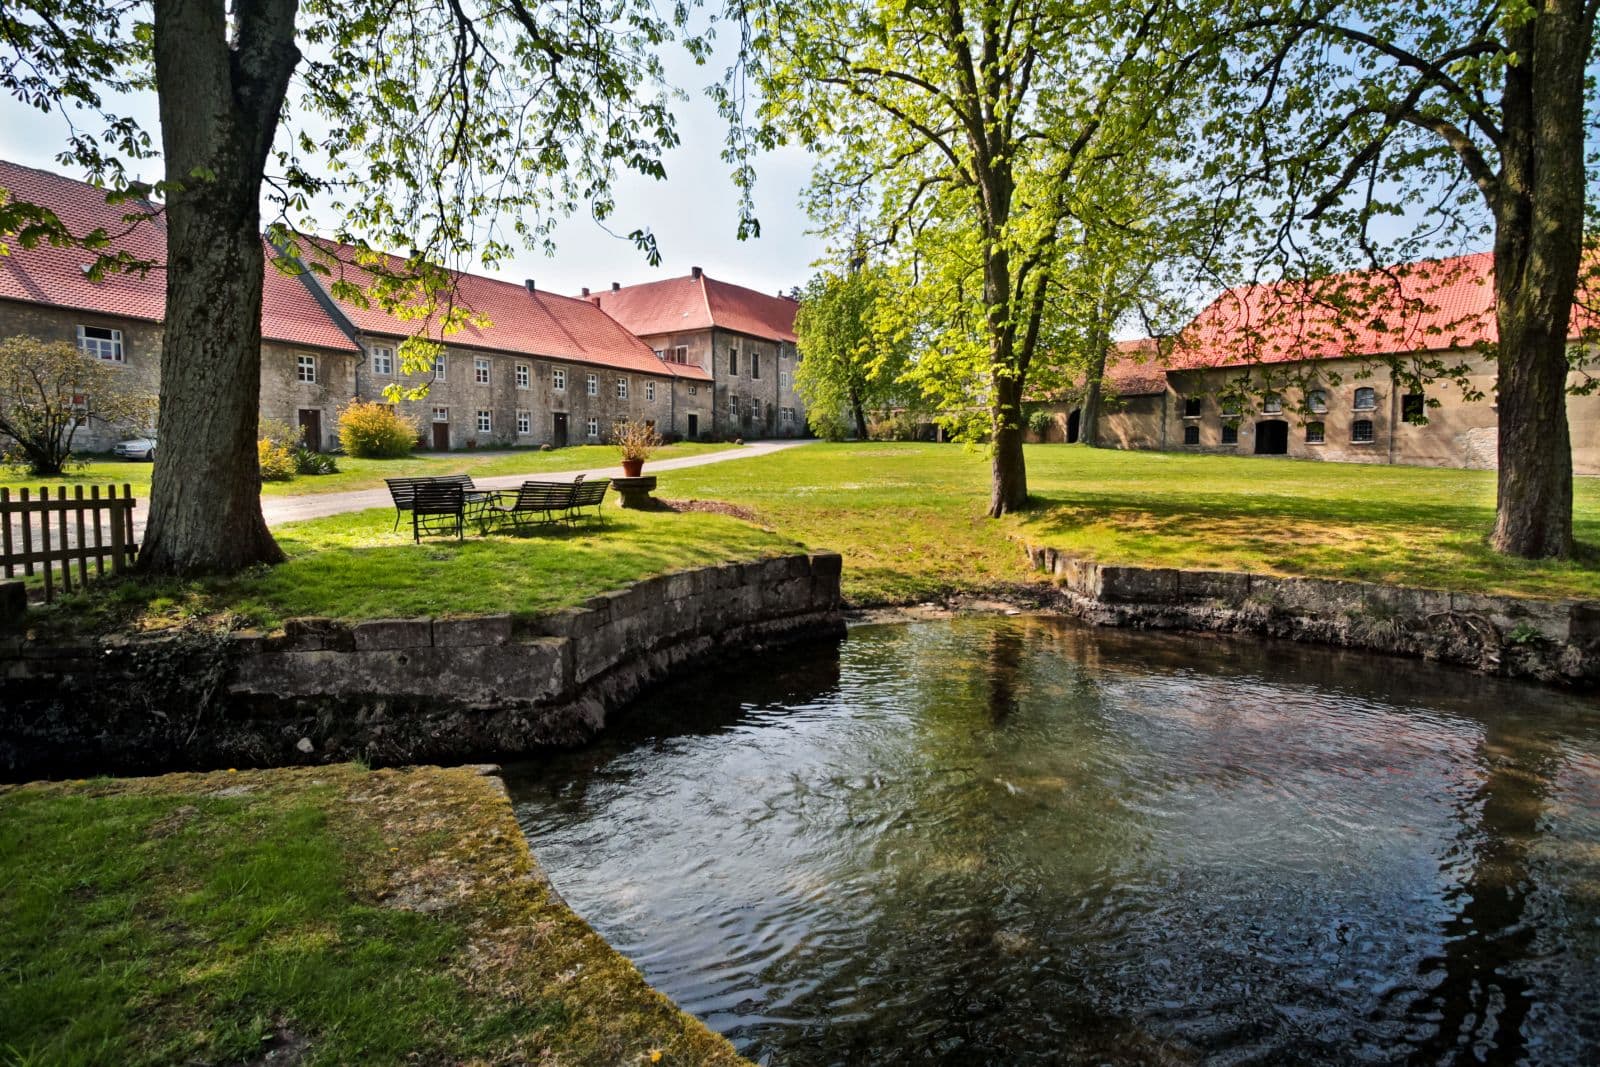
[1306,421,1325,444]
[1353,387,1377,410]
[1307,389,1328,413]
[1352,419,1375,443]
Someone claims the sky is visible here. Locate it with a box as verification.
[0,41,827,300]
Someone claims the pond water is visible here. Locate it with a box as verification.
[506,617,1600,1065]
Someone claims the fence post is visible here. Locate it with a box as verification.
[0,488,11,580]
[39,486,53,602]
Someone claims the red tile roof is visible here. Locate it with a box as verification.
[1169,253,1500,370]
[1103,339,1168,395]
[0,159,359,352]
[588,271,798,343]
[298,238,710,380]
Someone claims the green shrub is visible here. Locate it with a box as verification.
[338,400,417,458]
[258,438,296,481]
[294,448,339,476]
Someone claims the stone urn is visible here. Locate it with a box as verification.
[621,458,645,477]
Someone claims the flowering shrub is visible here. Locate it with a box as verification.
[258,438,297,481]
[338,400,417,458]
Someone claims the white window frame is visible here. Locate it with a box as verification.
[515,362,530,389]
[586,373,598,397]
[674,345,688,363]
[552,367,566,391]
[616,377,629,400]
[729,395,739,416]
[516,409,531,435]
[645,380,656,402]
[296,354,317,383]
[76,325,124,363]
[751,397,761,419]
[432,406,449,423]
[476,409,492,434]
[370,345,394,376]
[653,348,665,360]
[474,357,491,385]
[434,355,448,381]
[689,384,698,396]
[585,416,599,439]
[780,370,791,391]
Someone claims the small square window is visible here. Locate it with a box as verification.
[77,325,124,362]
[476,410,492,434]
[434,356,447,381]
[515,362,530,389]
[1221,423,1238,445]
[646,381,656,402]
[1402,393,1426,423]
[1352,419,1375,443]
[751,352,761,380]
[1182,397,1202,418]
[552,367,566,391]
[371,345,394,376]
[616,377,629,400]
[1354,387,1377,410]
[1262,395,1283,414]
[1306,421,1326,444]
[516,409,531,435]
[297,354,317,383]
[432,406,449,423]
[1307,389,1328,413]
[586,373,598,397]
[689,385,698,396]
[1183,424,1200,445]
[585,416,599,438]
[474,357,491,385]
[653,349,665,360]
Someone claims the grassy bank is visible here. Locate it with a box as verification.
[0,764,745,1066]
[0,441,733,500]
[38,504,798,634]
[657,443,1600,602]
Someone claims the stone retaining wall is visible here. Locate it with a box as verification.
[1,552,845,779]
[1021,543,1600,688]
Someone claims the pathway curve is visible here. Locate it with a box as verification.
[259,438,809,527]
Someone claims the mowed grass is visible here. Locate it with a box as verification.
[0,441,733,500]
[657,442,1600,602]
[41,505,799,633]
[0,765,745,1066]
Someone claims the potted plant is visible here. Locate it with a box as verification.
[614,419,662,477]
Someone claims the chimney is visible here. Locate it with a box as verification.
[581,286,590,297]
[524,279,536,293]
[690,266,703,279]
[611,282,620,292]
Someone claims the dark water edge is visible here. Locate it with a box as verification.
[506,616,1600,1066]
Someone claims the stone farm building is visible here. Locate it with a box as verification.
[0,159,805,452]
[1038,253,1600,474]
[588,268,803,439]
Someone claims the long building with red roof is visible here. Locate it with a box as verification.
[1037,253,1600,473]
[0,159,794,453]
[584,266,806,439]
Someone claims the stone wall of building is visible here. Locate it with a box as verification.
[259,342,359,451]
[0,552,845,779]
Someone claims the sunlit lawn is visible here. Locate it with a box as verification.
[0,441,733,500]
[42,504,799,633]
[657,442,1600,602]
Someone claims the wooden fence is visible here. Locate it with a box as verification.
[0,484,140,602]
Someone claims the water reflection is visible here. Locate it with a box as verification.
[506,617,1600,1065]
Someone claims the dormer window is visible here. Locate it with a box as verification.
[77,325,123,363]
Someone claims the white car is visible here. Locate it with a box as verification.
[113,436,157,461]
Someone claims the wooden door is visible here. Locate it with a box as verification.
[297,409,322,452]
[432,422,451,451]
[687,413,698,439]
[553,412,569,447]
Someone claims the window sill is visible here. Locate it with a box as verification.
[1350,440,1376,446]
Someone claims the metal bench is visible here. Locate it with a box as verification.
[410,481,465,542]
[482,479,578,533]
[567,477,609,524]
[386,474,491,530]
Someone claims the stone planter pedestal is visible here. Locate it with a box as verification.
[611,475,659,509]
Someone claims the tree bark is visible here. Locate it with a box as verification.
[140,0,300,573]
[1487,1,1587,559]
[849,385,869,440]
[1079,325,1110,447]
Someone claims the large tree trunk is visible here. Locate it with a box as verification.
[849,385,869,440]
[1079,328,1110,447]
[1487,2,1588,559]
[140,0,300,574]
[989,370,1028,516]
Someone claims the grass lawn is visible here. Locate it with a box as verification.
[37,504,799,633]
[655,442,1600,602]
[0,441,733,500]
[0,764,744,1066]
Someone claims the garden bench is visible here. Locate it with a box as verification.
[482,479,578,533]
[386,474,492,530]
[567,477,610,524]
[410,481,465,542]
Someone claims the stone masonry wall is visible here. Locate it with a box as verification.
[0,552,845,779]
[1021,542,1600,688]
